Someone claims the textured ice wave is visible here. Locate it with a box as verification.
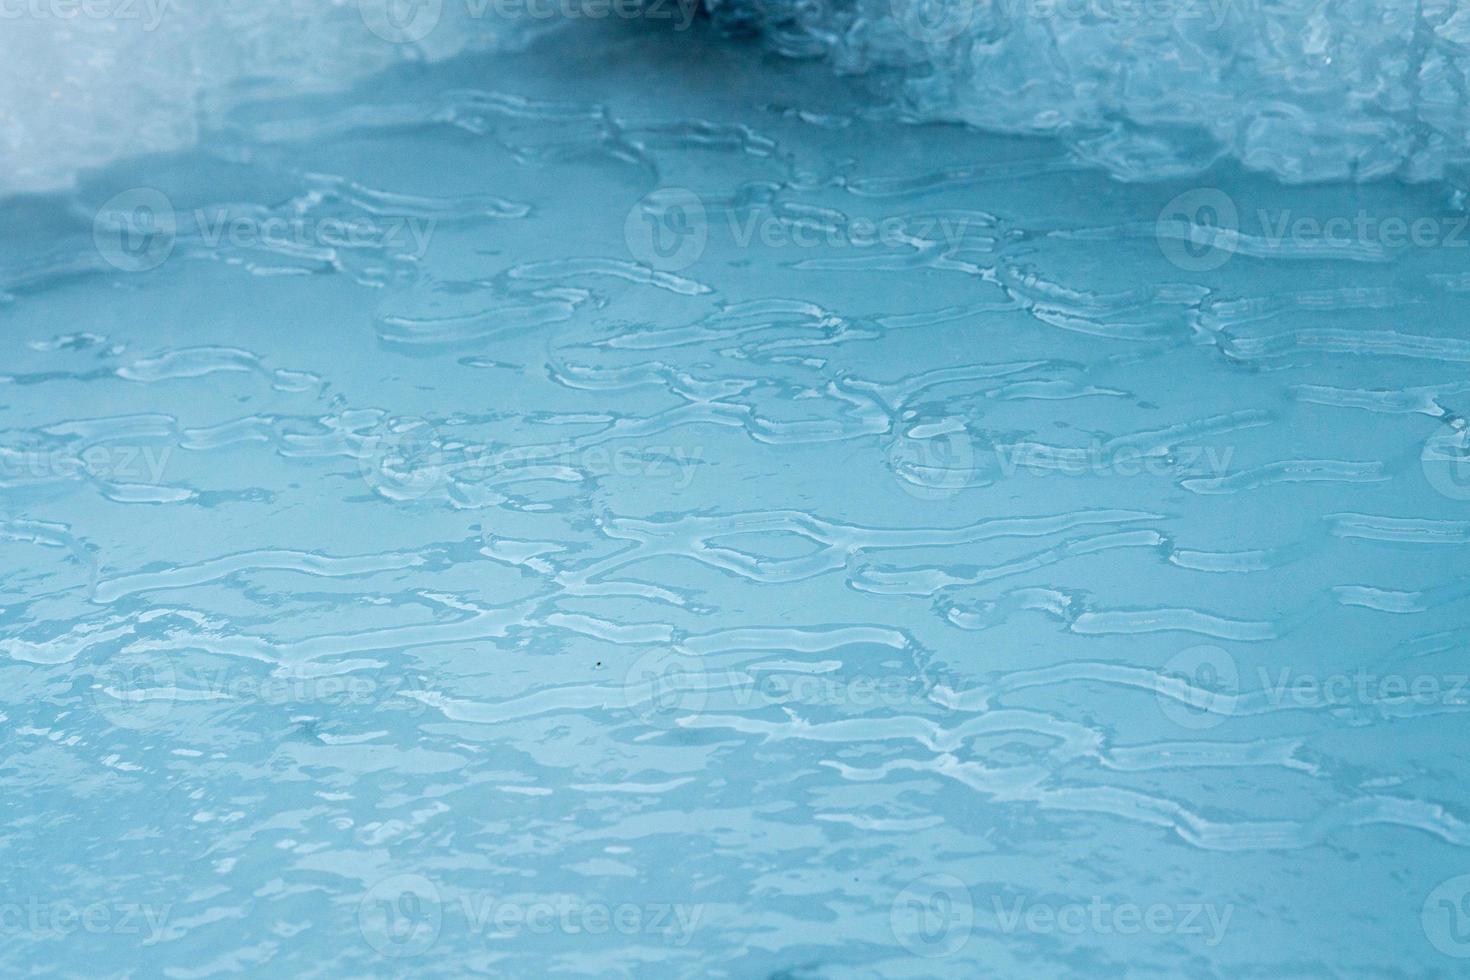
[708,0,1470,182]
[0,1,531,196]
[9,18,1470,976]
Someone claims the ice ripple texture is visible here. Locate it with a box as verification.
[4,14,1470,980]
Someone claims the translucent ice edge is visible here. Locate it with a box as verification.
[0,1,549,197]
[4,0,1469,195]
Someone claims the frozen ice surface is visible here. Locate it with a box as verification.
[3,12,1470,980]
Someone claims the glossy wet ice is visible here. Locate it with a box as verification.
[5,19,1470,978]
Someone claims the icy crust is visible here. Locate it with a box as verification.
[5,0,1469,194]
[0,1,530,196]
[707,0,1470,182]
